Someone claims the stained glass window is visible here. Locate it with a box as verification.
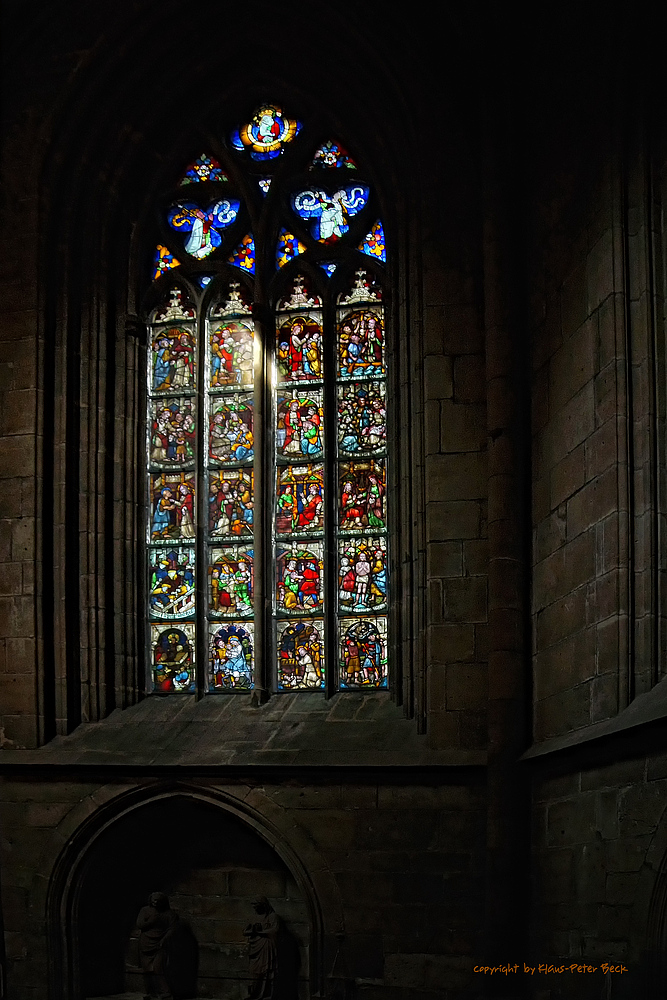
[145,105,388,695]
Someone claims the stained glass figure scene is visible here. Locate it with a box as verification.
[339,616,387,688]
[337,309,384,378]
[209,547,253,616]
[337,382,386,455]
[150,398,196,467]
[277,391,324,459]
[339,461,386,532]
[359,220,386,263]
[152,245,181,281]
[209,395,254,463]
[209,470,254,537]
[338,537,387,613]
[150,473,196,541]
[168,199,241,259]
[276,229,306,268]
[277,619,324,689]
[228,234,255,273]
[276,314,323,383]
[179,154,228,185]
[309,140,357,170]
[210,622,253,689]
[149,546,196,619]
[151,326,196,392]
[276,542,324,615]
[152,623,196,692]
[291,184,369,242]
[275,277,323,384]
[209,320,254,389]
[276,465,324,537]
[231,105,301,160]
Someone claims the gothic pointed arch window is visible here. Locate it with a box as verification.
[144,106,389,696]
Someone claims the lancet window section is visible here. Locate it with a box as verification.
[144,105,389,696]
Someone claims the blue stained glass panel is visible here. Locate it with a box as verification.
[231,105,301,160]
[291,185,369,242]
[180,154,228,185]
[276,229,306,268]
[228,235,255,274]
[310,140,357,170]
[359,220,386,263]
[152,245,181,281]
[209,622,254,689]
[149,546,196,620]
[168,200,241,259]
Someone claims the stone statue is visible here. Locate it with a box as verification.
[243,896,280,999]
[136,891,179,1000]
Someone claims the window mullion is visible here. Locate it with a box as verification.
[252,302,269,695]
[323,295,337,698]
[195,302,207,698]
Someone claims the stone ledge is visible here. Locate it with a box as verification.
[0,692,488,769]
[522,674,667,762]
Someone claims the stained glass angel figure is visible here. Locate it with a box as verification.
[291,185,369,242]
[168,199,241,259]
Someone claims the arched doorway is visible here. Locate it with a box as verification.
[48,787,321,999]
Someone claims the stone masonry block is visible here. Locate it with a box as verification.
[384,953,426,988]
[463,539,488,575]
[537,380,595,475]
[590,672,618,722]
[439,400,486,453]
[426,501,481,541]
[536,587,587,649]
[11,518,33,561]
[445,663,487,710]
[594,361,618,426]
[585,417,618,480]
[560,261,588,337]
[453,355,485,403]
[533,529,594,614]
[550,444,585,509]
[533,627,596,701]
[534,684,592,740]
[0,436,34,479]
[549,318,595,413]
[423,355,453,401]
[443,306,484,355]
[1,390,36,436]
[566,462,618,540]
[428,624,475,663]
[441,577,487,622]
[0,674,37,715]
[588,229,616,312]
[547,795,597,847]
[427,541,463,578]
[618,781,667,838]
[425,453,486,502]
[534,508,567,563]
[605,872,639,906]
[227,869,285,899]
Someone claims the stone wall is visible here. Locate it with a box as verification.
[0,777,486,1000]
[531,755,667,999]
